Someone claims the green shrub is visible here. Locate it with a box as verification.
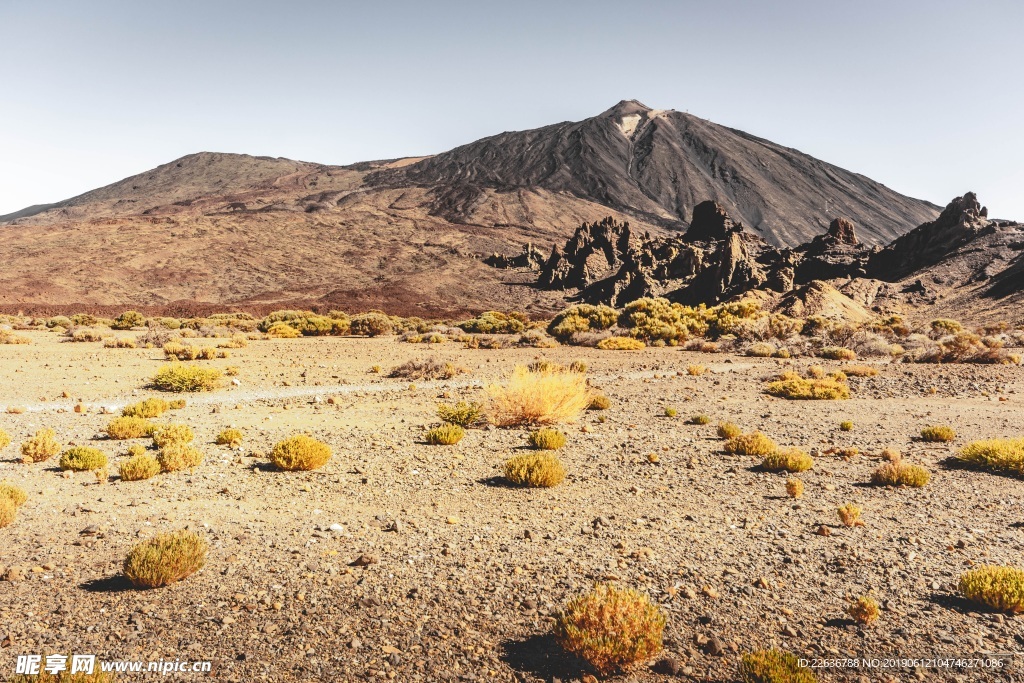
[844,365,879,377]
[122,397,170,418]
[957,437,1024,476]
[152,364,222,392]
[548,304,618,341]
[871,461,930,487]
[124,529,207,588]
[663,407,678,418]
[740,649,817,683]
[763,447,813,473]
[20,428,61,463]
[436,401,483,427]
[849,596,880,625]
[0,498,16,528]
[920,425,956,443]
[216,428,244,447]
[554,583,665,675]
[105,416,156,439]
[425,423,465,445]
[59,446,108,471]
[503,452,566,488]
[120,453,161,481]
[958,566,1024,613]
[458,311,526,334]
[746,342,774,357]
[270,435,331,470]
[528,428,566,450]
[839,420,854,431]
[112,310,146,330]
[617,297,709,343]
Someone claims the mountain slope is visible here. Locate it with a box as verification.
[372,100,939,246]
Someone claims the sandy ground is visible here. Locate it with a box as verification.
[1,331,1023,682]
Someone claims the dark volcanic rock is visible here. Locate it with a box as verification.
[483,243,545,270]
[684,200,739,242]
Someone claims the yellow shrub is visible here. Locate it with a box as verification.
[425,423,465,445]
[270,435,331,470]
[717,422,742,439]
[168,399,186,409]
[266,322,301,338]
[746,342,774,358]
[663,407,678,418]
[740,650,817,683]
[528,428,566,450]
[819,346,857,360]
[688,414,711,425]
[153,363,222,392]
[122,397,169,418]
[0,498,16,528]
[554,583,665,675]
[152,424,194,448]
[785,478,803,498]
[871,461,930,487]
[120,453,161,481]
[765,377,850,400]
[216,428,244,447]
[837,503,863,528]
[487,366,591,427]
[20,428,61,463]
[436,401,482,427]
[0,428,10,450]
[0,481,28,507]
[687,364,708,376]
[958,566,1024,613]
[597,336,646,350]
[920,425,956,443]
[503,452,566,488]
[123,529,208,588]
[763,447,813,473]
[844,365,879,377]
[957,437,1024,475]
[105,416,156,440]
[59,446,108,472]
[849,596,880,626]
[158,443,204,472]
[724,431,777,456]
[839,420,854,431]
[587,394,611,410]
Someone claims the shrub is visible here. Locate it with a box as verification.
[772,347,791,359]
[844,365,879,377]
[688,414,711,425]
[528,360,565,373]
[568,360,588,373]
[270,435,331,470]
[0,481,28,507]
[123,529,207,588]
[849,596,880,626]
[152,424,194,448]
[69,327,105,342]
[739,650,817,683]
[746,342,774,357]
[717,422,742,439]
[424,423,465,445]
[388,358,465,380]
[957,438,1024,476]
[597,336,646,350]
[216,428,244,447]
[686,364,708,376]
[930,318,964,336]
[103,335,137,348]
[20,428,61,463]
[548,304,619,342]
[724,432,777,456]
[349,312,394,337]
[618,297,711,343]
[871,461,930,487]
[837,447,859,459]
[59,446,108,471]
[105,416,156,440]
[152,364,222,392]
[763,447,814,473]
[765,377,850,400]
[587,394,611,410]
[158,443,204,472]
[0,498,15,528]
[819,346,856,360]
[435,401,482,427]
[806,365,826,379]
[0,330,31,344]
[554,583,665,675]
[112,310,146,329]
[266,321,301,338]
[958,566,1024,613]
[168,399,186,409]
[785,478,803,498]
[839,420,854,432]
[487,366,591,427]
[837,503,863,528]
[920,425,956,443]
[528,428,566,450]
[458,311,526,334]
[504,452,566,488]
[0,428,10,450]
[120,453,161,481]
[663,407,678,418]
[218,334,249,348]
[122,397,169,418]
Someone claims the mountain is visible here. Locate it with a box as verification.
[0,101,952,316]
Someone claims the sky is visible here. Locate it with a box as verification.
[1,0,1022,218]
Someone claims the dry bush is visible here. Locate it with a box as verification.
[124,529,207,588]
[819,346,856,360]
[739,649,817,683]
[806,365,826,378]
[663,407,678,418]
[724,432,777,456]
[158,443,204,472]
[266,321,301,338]
[554,583,665,675]
[763,447,814,473]
[836,447,859,459]
[152,424,194,448]
[68,327,105,342]
[0,428,10,450]
[103,336,137,348]
[218,334,249,349]
[105,416,156,440]
[837,503,863,528]
[839,420,854,431]
[785,478,803,498]
[122,397,169,418]
[503,452,566,488]
[587,394,611,410]
[871,461,930,487]
[112,310,146,329]
[745,342,775,357]
[0,329,31,344]
[348,312,395,337]
[0,498,16,528]
[487,366,591,427]
[270,435,331,470]
[597,336,646,350]
[717,422,742,439]
[547,303,619,342]
[21,428,61,463]
[843,364,879,377]
[457,310,526,334]
[388,358,465,380]
[881,447,902,462]
[0,480,27,508]
[958,566,1024,613]
[956,438,1024,476]
[59,446,108,472]
[765,377,850,400]
[920,425,956,443]
[688,414,711,425]
[527,360,564,373]
[687,364,708,375]
[424,423,465,445]
[216,428,244,447]
[849,596,880,626]
[152,364,222,392]
[568,360,588,373]
[163,342,218,360]
[168,399,186,409]
[436,401,483,427]
[120,452,161,481]
[772,347,792,359]
[528,428,566,450]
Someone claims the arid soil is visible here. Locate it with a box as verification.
[1,332,1023,682]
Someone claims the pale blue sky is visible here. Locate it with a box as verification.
[1,0,1021,218]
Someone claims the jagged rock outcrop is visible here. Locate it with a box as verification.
[483,243,545,270]
[792,216,874,282]
[684,200,740,242]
